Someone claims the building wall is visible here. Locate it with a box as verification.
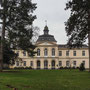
[11,42,89,69]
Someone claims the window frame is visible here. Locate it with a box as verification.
[52,48,55,56]
[73,51,76,56]
[37,49,40,56]
[82,51,85,56]
[23,61,26,66]
[59,51,62,56]
[66,51,69,56]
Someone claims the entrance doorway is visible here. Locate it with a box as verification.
[51,60,55,69]
[44,60,48,69]
[37,60,40,69]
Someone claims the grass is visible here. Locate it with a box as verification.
[0,69,90,90]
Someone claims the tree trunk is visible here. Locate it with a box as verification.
[88,31,90,72]
[0,0,6,72]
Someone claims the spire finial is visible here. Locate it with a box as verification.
[45,20,47,26]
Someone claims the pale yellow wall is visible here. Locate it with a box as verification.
[12,42,89,69]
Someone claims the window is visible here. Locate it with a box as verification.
[82,51,85,56]
[59,51,62,56]
[73,51,76,56]
[30,61,33,67]
[59,61,62,66]
[66,61,70,67]
[16,61,19,66]
[44,60,48,69]
[16,51,19,56]
[37,49,40,56]
[23,51,26,56]
[52,48,55,56]
[23,61,26,66]
[44,48,48,56]
[73,61,76,66]
[66,51,69,56]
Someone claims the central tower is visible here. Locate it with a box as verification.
[43,25,49,35]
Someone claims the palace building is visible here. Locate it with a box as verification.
[12,25,89,69]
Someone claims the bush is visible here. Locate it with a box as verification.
[59,67,64,69]
[76,67,79,69]
[72,66,76,69]
[64,67,69,69]
[25,66,32,69]
[79,63,85,71]
[3,67,10,70]
[14,67,24,69]
[14,66,33,69]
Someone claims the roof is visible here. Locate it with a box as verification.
[58,44,88,49]
[36,25,57,42]
[37,34,57,42]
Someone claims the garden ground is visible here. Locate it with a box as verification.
[0,69,90,90]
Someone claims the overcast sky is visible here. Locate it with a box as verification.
[32,0,70,44]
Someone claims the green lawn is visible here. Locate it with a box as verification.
[0,69,90,90]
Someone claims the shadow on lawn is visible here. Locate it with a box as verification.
[6,84,18,90]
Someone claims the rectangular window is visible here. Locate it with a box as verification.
[23,61,26,66]
[30,61,33,67]
[59,51,62,56]
[73,51,76,56]
[52,48,55,56]
[59,61,62,66]
[16,61,19,66]
[66,51,69,56]
[82,51,85,56]
[73,61,76,66]
[66,61,70,67]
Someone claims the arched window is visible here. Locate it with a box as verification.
[52,48,55,56]
[44,60,48,69]
[37,60,41,69]
[44,48,48,56]
[37,49,40,56]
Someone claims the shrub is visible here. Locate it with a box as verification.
[25,66,32,69]
[64,67,69,69]
[14,67,24,69]
[79,63,85,71]
[59,67,64,69]
[72,66,76,69]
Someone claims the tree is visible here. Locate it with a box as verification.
[3,40,17,65]
[65,0,90,72]
[79,63,85,71]
[32,26,40,43]
[0,0,37,71]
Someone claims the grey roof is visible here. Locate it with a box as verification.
[36,25,57,42]
[58,44,88,49]
[37,34,57,42]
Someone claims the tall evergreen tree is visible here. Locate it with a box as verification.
[65,0,90,72]
[0,0,37,71]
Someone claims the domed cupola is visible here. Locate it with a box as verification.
[36,25,57,43]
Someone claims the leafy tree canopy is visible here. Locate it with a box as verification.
[65,0,90,47]
[0,0,37,56]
